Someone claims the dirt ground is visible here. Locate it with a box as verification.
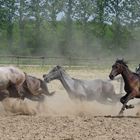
[0,69,140,140]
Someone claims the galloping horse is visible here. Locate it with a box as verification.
[0,66,25,101]
[43,65,120,104]
[109,59,140,115]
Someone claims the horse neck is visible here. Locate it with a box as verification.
[121,66,132,86]
[59,70,74,96]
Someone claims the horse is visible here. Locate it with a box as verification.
[43,65,120,104]
[109,59,140,115]
[0,66,26,100]
[21,74,55,101]
[0,74,55,102]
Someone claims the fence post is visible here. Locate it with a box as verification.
[16,56,20,66]
[41,56,45,66]
[69,56,72,68]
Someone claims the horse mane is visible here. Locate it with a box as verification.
[57,65,66,72]
[116,59,128,67]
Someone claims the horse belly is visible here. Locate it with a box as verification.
[85,82,102,100]
[135,94,140,98]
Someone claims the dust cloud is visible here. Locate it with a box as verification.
[1,92,140,117]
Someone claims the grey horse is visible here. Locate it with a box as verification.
[43,65,120,104]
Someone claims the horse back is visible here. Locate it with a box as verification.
[0,66,25,88]
[24,75,41,94]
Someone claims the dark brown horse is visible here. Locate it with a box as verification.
[109,59,140,115]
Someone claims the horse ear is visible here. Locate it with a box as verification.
[116,58,124,62]
[116,58,123,60]
[56,65,61,69]
[24,72,27,76]
[116,58,119,62]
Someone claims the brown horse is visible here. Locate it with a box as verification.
[21,74,55,101]
[0,74,55,102]
[109,59,140,115]
[0,66,26,100]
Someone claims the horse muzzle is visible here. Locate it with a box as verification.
[109,74,114,80]
[43,74,49,82]
[43,77,50,83]
[43,74,46,78]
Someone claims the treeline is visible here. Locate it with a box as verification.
[0,0,140,58]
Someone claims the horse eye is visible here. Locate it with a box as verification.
[112,65,117,69]
[53,68,57,72]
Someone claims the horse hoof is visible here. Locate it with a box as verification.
[126,105,134,109]
[118,110,124,116]
[118,113,123,116]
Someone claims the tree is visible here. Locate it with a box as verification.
[104,0,132,49]
[17,0,29,49]
[27,0,45,54]
[44,0,64,29]
[59,0,74,56]
[73,0,95,45]
[1,0,16,48]
[0,0,7,29]
[124,0,140,29]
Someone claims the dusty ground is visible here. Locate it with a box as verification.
[0,68,140,140]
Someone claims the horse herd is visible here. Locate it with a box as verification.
[0,59,140,116]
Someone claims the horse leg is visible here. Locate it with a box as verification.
[0,90,9,101]
[120,94,133,109]
[40,80,55,96]
[7,80,24,99]
[15,84,25,99]
[37,95,45,113]
[79,94,86,102]
[96,94,113,105]
[119,92,135,115]
[26,94,45,102]
[1,90,9,97]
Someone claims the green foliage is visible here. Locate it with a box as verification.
[0,0,139,58]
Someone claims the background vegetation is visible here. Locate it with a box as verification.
[0,0,140,60]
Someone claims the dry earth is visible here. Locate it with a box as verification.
[0,68,140,140]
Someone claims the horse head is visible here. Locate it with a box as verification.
[43,65,63,83]
[109,59,128,80]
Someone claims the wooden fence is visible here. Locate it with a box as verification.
[0,55,139,69]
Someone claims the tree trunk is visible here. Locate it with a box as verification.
[19,0,25,48]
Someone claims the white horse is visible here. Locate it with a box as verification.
[43,65,120,104]
[0,66,26,100]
